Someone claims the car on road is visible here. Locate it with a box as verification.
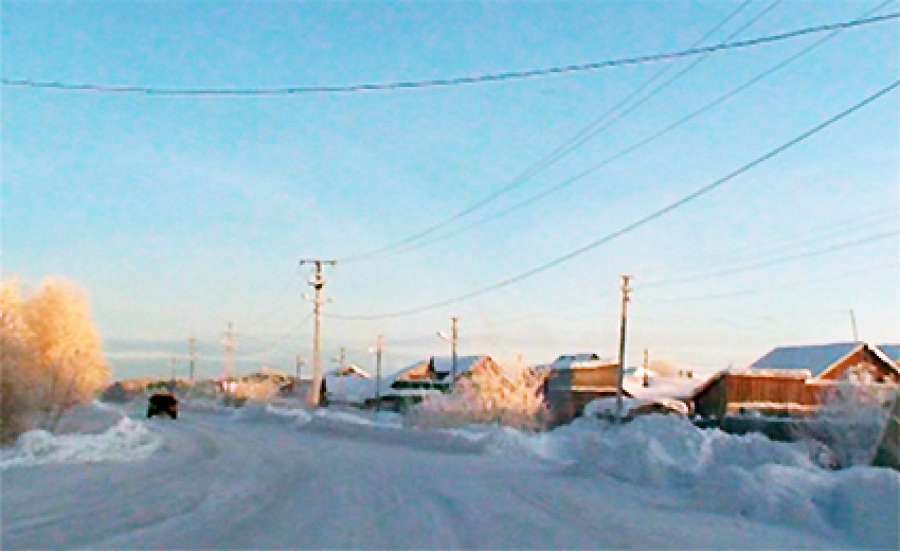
[147,392,178,419]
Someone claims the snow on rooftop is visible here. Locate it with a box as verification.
[751,342,860,376]
[431,355,485,375]
[879,344,900,362]
[622,374,709,401]
[550,353,616,370]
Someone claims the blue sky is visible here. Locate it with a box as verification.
[3,1,898,380]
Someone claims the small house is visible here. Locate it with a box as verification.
[543,353,622,425]
[691,342,900,420]
[751,342,899,384]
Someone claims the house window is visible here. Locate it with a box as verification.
[846,362,876,384]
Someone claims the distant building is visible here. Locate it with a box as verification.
[750,342,899,384]
[543,353,621,425]
[691,342,900,420]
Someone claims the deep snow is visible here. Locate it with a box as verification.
[1,401,897,549]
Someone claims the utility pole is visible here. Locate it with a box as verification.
[642,348,650,388]
[451,316,458,381]
[222,321,236,381]
[295,354,304,383]
[338,346,346,398]
[374,335,383,413]
[615,275,632,424]
[300,258,336,406]
[188,336,198,383]
[849,309,859,342]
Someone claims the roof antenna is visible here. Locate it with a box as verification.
[849,309,859,342]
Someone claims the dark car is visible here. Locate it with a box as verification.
[147,392,178,419]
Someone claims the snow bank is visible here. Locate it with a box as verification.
[230,401,313,425]
[265,404,313,424]
[0,418,163,469]
[469,415,899,549]
[313,408,403,429]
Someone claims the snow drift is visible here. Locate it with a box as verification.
[466,415,899,549]
[1,417,163,469]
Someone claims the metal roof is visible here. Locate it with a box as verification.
[750,342,899,377]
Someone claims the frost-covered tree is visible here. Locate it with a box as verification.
[1,277,110,439]
[0,280,39,443]
[23,278,110,430]
[801,382,898,468]
[411,364,548,430]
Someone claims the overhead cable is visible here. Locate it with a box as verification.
[341,1,894,261]
[337,0,764,262]
[3,13,898,96]
[640,231,899,289]
[325,78,900,320]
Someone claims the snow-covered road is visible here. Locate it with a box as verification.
[0,407,883,549]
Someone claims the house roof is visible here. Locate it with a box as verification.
[750,342,900,377]
[623,374,710,401]
[880,344,900,362]
[550,353,616,370]
[431,355,488,376]
[751,342,860,377]
[326,364,371,378]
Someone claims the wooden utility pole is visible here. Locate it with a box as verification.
[451,317,458,381]
[188,336,198,383]
[850,309,859,341]
[375,335,383,412]
[338,346,346,398]
[222,322,235,380]
[615,275,632,424]
[300,259,336,406]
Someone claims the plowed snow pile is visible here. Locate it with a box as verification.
[445,415,900,549]
[1,417,163,469]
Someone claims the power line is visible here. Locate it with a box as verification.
[236,311,314,360]
[340,1,894,262]
[325,78,900,321]
[641,231,899,289]
[633,207,899,276]
[469,234,900,328]
[645,261,900,304]
[337,0,763,263]
[3,13,898,96]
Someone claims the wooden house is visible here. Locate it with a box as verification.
[751,342,899,384]
[691,342,900,420]
[542,354,623,425]
[376,355,505,411]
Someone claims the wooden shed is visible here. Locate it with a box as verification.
[542,354,625,425]
[691,369,815,419]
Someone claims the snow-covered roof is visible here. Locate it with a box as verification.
[431,355,487,377]
[750,342,899,377]
[550,353,616,370]
[623,374,710,401]
[880,344,900,362]
[383,360,431,388]
[326,364,371,378]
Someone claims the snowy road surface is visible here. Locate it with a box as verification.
[0,407,885,549]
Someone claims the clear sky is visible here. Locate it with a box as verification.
[3,1,898,380]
